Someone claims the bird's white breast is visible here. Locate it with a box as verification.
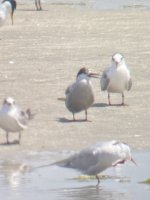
[0,106,23,132]
[107,64,130,93]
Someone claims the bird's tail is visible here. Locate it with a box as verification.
[29,156,75,173]
[26,109,35,120]
[57,97,66,101]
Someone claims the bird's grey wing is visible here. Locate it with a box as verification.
[65,84,73,95]
[14,107,28,128]
[18,111,28,125]
[100,70,110,91]
[126,77,132,91]
[52,149,99,172]
[51,153,79,168]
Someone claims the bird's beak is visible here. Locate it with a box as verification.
[88,72,100,79]
[130,157,137,165]
[11,12,14,25]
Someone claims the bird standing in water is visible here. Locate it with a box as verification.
[100,53,132,105]
[65,67,98,121]
[52,140,136,185]
[0,97,34,144]
[0,0,16,26]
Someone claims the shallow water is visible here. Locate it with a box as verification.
[0,151,150,200]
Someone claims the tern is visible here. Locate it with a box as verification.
[65,67,98,121]
[52,140,136,185]
[0,97,34,144]
[100,53,132,105]
[0,0,16,26]
[35,0,42,10]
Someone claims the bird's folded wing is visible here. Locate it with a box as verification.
[127,78,132,91]
[100,70,110,91]
[13,110,28,129]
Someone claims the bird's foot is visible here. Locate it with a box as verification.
[121,103,129,106]
[84,119,92,122]
[6,141,10,145]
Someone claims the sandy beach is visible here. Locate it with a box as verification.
[0,2,150,154]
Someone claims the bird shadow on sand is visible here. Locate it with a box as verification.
[57,118,92,123]
[92,103,129,107]
[109,103,129,107]
[92,103,109,108]
[0,140,19,146]
[17,9,48,12]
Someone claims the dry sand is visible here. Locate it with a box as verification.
[0,3,150,154]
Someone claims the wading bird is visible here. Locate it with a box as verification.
[100,53,132,105]
[0,0,16,26]
[35,0,42,10]
[0,97,34,144]
[65,67,98,121]
[52,140,136,185]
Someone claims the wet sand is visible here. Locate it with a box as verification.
[0,3,150,154]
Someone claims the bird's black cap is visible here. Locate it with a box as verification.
[76,67,89,79]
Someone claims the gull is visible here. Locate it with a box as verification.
[100,53,132,105]
[65,67,98,121]
[0,97,34,144]
[52,140,136,185]
[35,0,42,10]
[0,0,17,26]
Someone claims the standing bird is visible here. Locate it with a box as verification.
[35,0,42,10]
[52,140,136,185]
[65,67,98,121]
[0,97,34,144]
[0,0,17,26]
[100,53,132,105]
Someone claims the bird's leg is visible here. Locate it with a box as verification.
[35,0,39,10]
[38,0,42,10]
[18,132,21,144]
[96,174,100,186]
[73,113,75,121]
[85,110,87,121]
[10,12,13,25]
[108,93,111,105]
[6,132,9,144]
[121,93,125,105]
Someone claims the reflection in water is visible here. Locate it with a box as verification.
[0,151,149,200]
[54,185,128,200]
[0,162,28,190]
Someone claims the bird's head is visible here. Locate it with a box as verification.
[123,142,137,166]
[3,97,15,106]
[76,67,99,80]
[2,0,17,25]
[112,53,125,66]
